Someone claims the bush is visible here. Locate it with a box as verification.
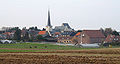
[4,41,9,44]
[0,41,3,44]
[103,42,120,47]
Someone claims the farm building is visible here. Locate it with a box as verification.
[74,30,105,44]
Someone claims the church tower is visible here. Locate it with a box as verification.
[46,10,52,35]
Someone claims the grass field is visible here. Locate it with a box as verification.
[0,43,98,52]
[0,43,120,64]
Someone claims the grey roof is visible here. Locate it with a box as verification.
[62,23,71,29]
[61,31,76,36]
[80,44,100,48]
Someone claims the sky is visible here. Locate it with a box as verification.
[0,0,120,31]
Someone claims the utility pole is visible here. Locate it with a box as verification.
[81,34,84,44]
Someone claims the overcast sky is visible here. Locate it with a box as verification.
[0,0,120,31]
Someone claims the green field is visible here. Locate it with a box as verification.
[0,43,98,52]
[0,43,120,64]
[0,43,80,49]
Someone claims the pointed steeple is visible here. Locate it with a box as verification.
[47,10,52,27]
[46,9,52,32]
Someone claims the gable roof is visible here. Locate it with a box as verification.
[83,30,105,38]
[75,32,81,36]
[54,32,60,35]
[105,35,120,42]
[62,23,71,29]
[38,31,46,35]
[60,31,76,36]
[3,32,11,35]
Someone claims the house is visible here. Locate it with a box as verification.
[57,31,77,43]
[38,31,48,37]
[104,34,120,43]
[72,32,81,44]
[54,23,73,32]
[0,34,6,39]
[2,32,12,39]
[21,29,27,38]
[28,30,39,40]
[74,30,105,44]
[57,36,73,43]
[38,31,57,42]
[119,32,120,35]
[52,32,61,37]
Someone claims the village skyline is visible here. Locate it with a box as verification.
[0,0,120,63]
[0,0,120,31]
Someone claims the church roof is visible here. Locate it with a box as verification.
[62,23,71,29]
[47,10,52,27]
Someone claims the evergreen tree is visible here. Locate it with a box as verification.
[104,28,113,37]
[24,31,29,41]
[35,26,38,31]
[14,28,21,41]
[112,30,119,36]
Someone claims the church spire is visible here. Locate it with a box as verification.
[47,10,52,27]
[46,9,52,32]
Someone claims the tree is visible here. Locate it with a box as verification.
[77,30,82,32]
[112,30,119,36]
[0,41,3,44]
[42,28,46,31]
[7,27,19,32]
[104,28,113,37]
[24,31,29,42]
[29,27,34,30]
[35,26,38,31]
[14,28,21,41]
[36,35,44,41]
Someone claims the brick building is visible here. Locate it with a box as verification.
[104,35,120,43]
[74,30,105,44]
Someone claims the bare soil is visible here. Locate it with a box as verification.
[0,48,120,64]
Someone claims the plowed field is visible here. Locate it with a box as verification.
[0,48,120,64]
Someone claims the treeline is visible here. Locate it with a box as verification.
[100,28,119,37]
[6,27,45,42]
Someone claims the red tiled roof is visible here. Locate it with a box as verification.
[75,32,81,36]
[38,31,46,35]
[105,35,120,42]
[83,30,105,38]
[54,32,60,35]
[3,32,11,35]
[105,35,115,42]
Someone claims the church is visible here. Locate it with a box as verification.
[38,9,75,42]
[45,9,74,37]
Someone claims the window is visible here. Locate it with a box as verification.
[114,38,116,40]
[76,36,78,37]
[110,38,112,40]
[67,38,69,39]
[116,38,118,40]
